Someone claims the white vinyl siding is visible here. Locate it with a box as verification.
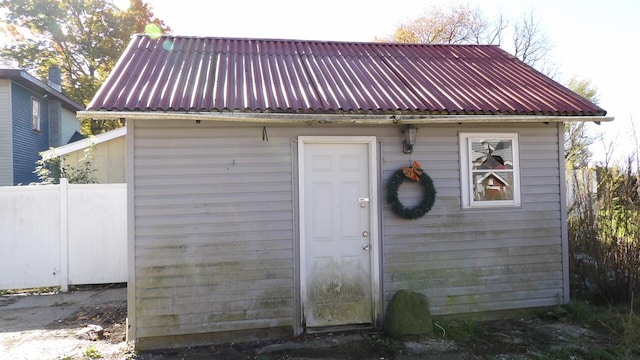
[131,119,565,346]
[132,121,295,340]
[384,124,564,315]
[0,80,13,186]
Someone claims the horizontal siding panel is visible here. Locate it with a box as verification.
[521,176,562,186]
[140,281,293,302]
[137,271,293,292]
[141,288,293,307]
[430,292,563,315]
[526,184,561,194]
[135,163,291,177]
[138,297,293,317]
[388,264,561,285]
[384,253,561,273]
[136,230,293,247]
[522,193,559,203]
[427,279,563,300]
[135,173,292,186]
[136,220,293,237]
[385,245,560,265]
[521,168,560,178]
[136,192,291,207]
[138,308,292,331]
[384,218,562,235]
[137,318,293,338]
[135,210,291,227]
[137,200,292,217]
[137,239,292,254]
[136,182,292,197]
[384,228,560,245]
[386,238,560,254]
[137,155,290,168]
[136,249,293,268]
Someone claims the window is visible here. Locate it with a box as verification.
[31,98,41,132]
[459,133,520,208]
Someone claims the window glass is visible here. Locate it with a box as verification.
[470,139,514,201]
[31,98,41,132]
[460,134,520,208]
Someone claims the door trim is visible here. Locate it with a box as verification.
[297,136,380,330]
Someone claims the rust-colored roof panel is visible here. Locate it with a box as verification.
[87,35,606,117]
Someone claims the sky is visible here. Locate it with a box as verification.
[106,0,640,164]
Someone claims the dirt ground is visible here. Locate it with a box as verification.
[0,286,619,360]
[136,316,615,360]
[0,285,130,360]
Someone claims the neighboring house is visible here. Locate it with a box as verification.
[80,35,611,350]
[0,65,83,185]
[41,126,127,183]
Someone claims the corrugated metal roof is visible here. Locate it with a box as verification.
[87,35,606,117]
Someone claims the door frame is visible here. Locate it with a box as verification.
[297,136,380,331]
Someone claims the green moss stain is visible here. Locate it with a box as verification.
[306,259,371,326]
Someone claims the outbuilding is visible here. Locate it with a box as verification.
[81,35,610,349]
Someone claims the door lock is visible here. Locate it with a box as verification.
[362,231,369,237]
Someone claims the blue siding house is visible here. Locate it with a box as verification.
[0,65,83,185]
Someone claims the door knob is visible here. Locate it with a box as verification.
[362,231,369,237]
[362,244,371,251]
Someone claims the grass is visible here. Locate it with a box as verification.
[563,301,640,359]
[84,346,102,359]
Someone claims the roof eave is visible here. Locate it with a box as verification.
[41,126,127,160]
[78,110,614,125]
[0,68,84,111]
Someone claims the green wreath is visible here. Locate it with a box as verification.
[387,164,436,220]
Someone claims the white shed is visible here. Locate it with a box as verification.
[80,35,611,350]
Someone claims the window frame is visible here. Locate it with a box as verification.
[31,97,41,133]
[459,132,521,209]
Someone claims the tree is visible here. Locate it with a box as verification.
[33,146,98,184]
[392,4,489,44]
[388,4,596,169]
[564,77,600,169]
[0,0,170,134]
[511,11,551,68]
[387,4,551,69]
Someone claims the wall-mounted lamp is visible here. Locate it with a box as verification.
[402,124,417,154]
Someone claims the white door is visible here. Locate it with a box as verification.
[299,137,379,329]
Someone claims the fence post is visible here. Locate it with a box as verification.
[59,178,69,292]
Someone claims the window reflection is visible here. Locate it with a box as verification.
[470,139,514,201]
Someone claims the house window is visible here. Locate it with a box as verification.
[459,133,520,208]
[31,98,41,132]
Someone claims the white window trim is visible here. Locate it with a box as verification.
[459,132,521,209]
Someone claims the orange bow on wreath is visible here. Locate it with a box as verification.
[401,161,423,181]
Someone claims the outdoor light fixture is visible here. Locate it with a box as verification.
[402,124,417,154]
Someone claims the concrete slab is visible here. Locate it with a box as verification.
[0,287,126,333]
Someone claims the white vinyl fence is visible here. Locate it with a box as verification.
[0,179,126,291]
